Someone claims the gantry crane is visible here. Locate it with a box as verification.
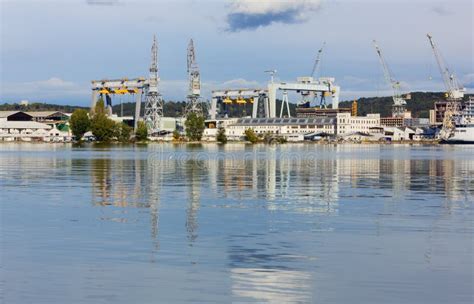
[373,40,407,118]
[427,34,465,139]
[185,39,203,116]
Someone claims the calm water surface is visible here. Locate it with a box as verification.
[1,143,473,303]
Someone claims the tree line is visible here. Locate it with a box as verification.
[69,99,148,142]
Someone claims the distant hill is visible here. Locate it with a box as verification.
[0,102,88,113]
[2,92,470,119]
[112,100,296,118]
[339,92,451,118]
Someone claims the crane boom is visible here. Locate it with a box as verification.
[426,34,465,100]
[310,42,325,78]
[373,40,406,117]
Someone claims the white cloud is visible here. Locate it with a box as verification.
[1,77,88,101]
[229,0,322,15]
[226,0,323,31]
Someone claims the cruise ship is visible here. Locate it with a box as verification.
[442,97,474,144]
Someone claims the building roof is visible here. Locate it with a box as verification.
[230,117,336,126]
[0,111,26,118]
[26,111,66,118]
[0,121,52,129]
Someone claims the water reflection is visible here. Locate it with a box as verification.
[228,234,313,303]
[1,143,473,303]
[185,159,202,244]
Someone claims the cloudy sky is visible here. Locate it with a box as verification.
[1,0,472,105]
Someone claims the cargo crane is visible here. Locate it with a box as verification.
[310,42,325,79]
[299,43,326,108]
[144,35,164,134]
[373,40,407,118]
[185,39,203,116]
[426,34,465,139]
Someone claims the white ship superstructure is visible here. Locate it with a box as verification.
[444,97,474,144]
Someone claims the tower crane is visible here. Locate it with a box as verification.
[373,40,407,118]
[185,39,203,116]
[426,34,465,139]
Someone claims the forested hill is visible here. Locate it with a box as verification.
[339,92,462,118]
[2,92,471,118]
[0,102,88,113]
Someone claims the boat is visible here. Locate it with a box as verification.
[442,97,474,144]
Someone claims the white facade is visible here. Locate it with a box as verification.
[226,117,336,141]
[203,118,239,141]
[336,113,380,135]
[383,127,416,141]
[0,121,71,142]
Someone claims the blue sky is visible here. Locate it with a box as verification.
[1,0,472,106]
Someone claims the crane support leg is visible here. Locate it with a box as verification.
[134,89,142,130]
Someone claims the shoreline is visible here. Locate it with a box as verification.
[0,140,448,145]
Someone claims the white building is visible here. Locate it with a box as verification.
[383,126,416,141]
[0,120,71,142]
[0,121,52,141]
[203,118,239,141]
[336,113,381,135]
[226,117,336,141]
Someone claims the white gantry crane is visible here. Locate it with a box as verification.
[144,35,164,134]
[427,34,465,139]
[373,40,407,118]
[185,39,203,116]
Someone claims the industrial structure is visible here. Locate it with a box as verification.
[91,78,146,129]
[210,89,269,120]
[209,76,341,120]
[269,76,340,117]
[87,35,467,143]
[427,34,465,140]
[304,42,326,108]
[144,35,164,134]
[373,40,408,118]
[185,39,203,116]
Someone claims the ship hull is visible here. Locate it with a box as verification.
[441,126,474,144]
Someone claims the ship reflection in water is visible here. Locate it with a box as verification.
[1,143,473,303]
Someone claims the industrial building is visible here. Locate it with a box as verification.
[336,113,380,135]
[0,111,71,142]
[296,107,351,118]
[225,117,336,141]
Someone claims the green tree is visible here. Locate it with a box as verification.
[90,99,116,142]
[185,112,205,141]
[135,121,148,141]
[69,109,90,140]
[244,128,259,144]
[173,129,181,141]
[216,127,227,144]
[115,122,132,142]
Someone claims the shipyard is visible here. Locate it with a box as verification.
[1,34,472,144]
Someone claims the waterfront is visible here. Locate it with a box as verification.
[1,143,473,303]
